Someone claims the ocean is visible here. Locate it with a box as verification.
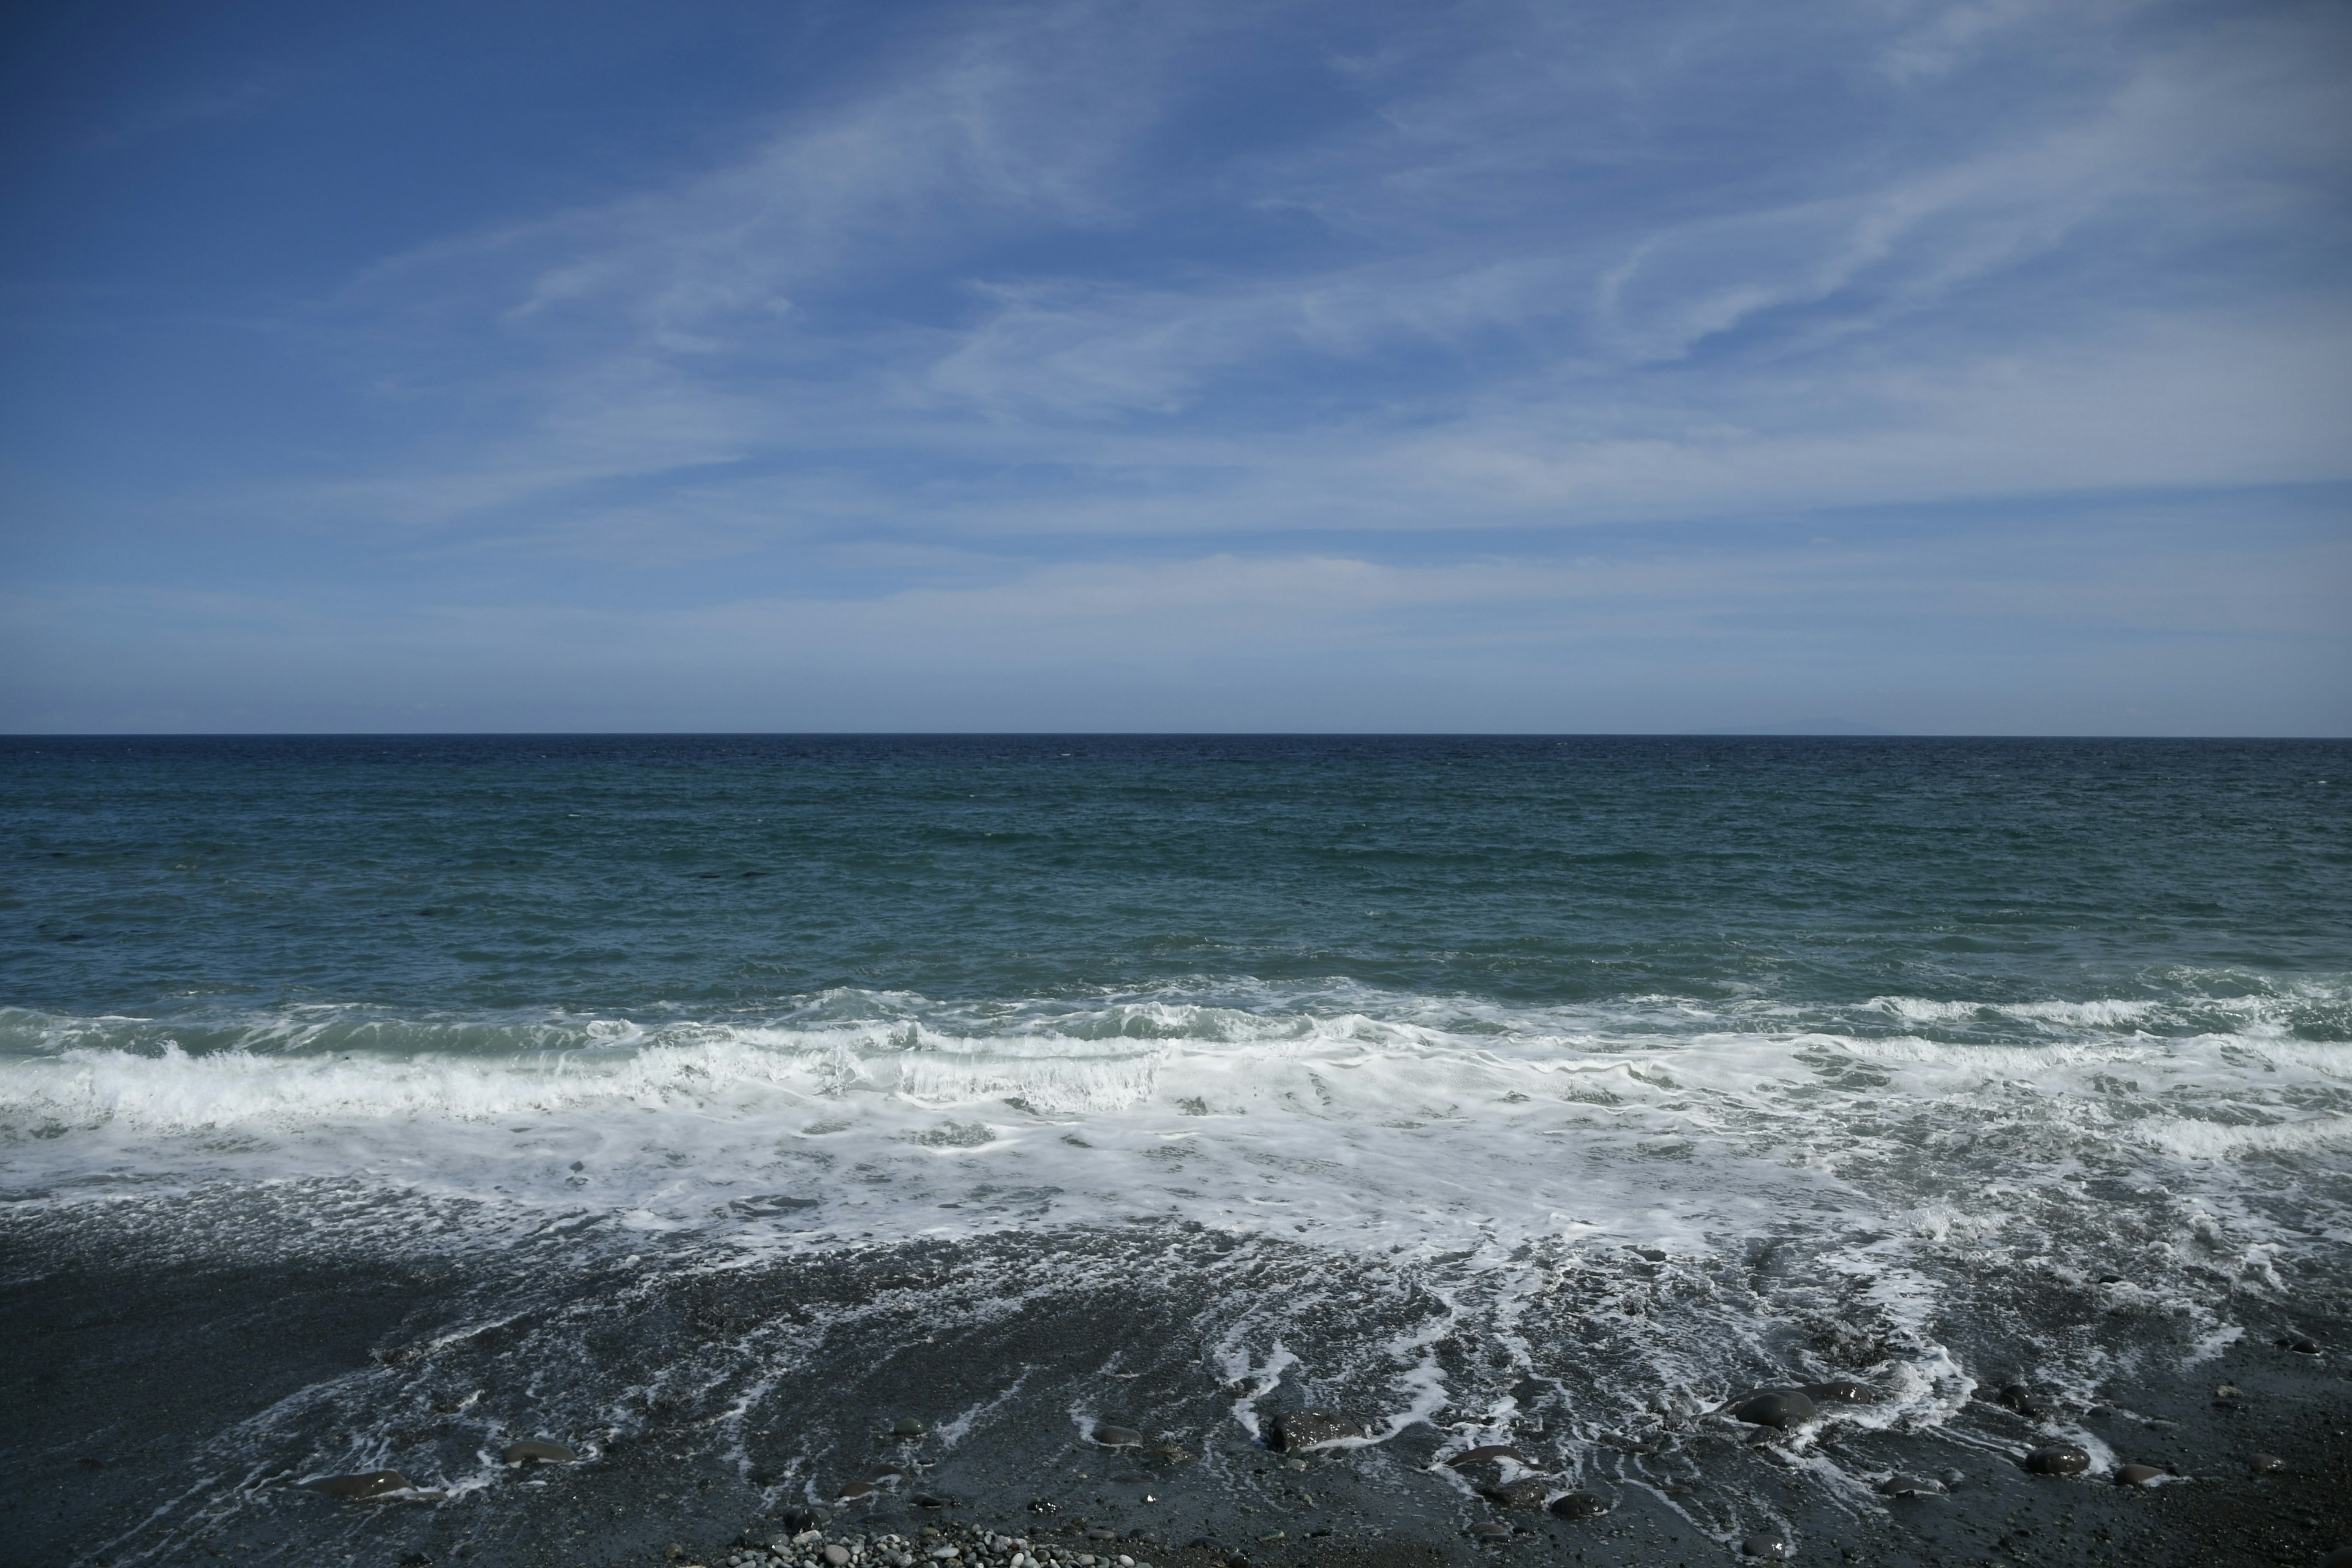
[4,735,2348,1567]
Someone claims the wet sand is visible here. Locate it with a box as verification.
[4,1195,2348,1568]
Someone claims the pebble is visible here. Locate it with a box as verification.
[1447,1445,1532,1468]
[1270,1410,1360,1452]
[825,1547,851,1566]
[2115,1463,2163,1487]
[501,1440,576,1464]
[302,1470,412,1499]
[2285,1335,2321,1354]
[2250,1452,2288,1474]
[1094,1426,1144,1449]
[1995,1383,2047,1417]
[1741,1536,1793,1560]
[1732,1391,1817,1429]
[2024,1444,2090,1476]
[894,1418,928,1437]
[1547,1491,1608,1519]
[1467,1523,1510,1540]
[1877,1474,1944,1496]
[1480,1479,1549,1509]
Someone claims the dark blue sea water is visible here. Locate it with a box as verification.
[2,736,2348,1558]
[7,734,2346,1024]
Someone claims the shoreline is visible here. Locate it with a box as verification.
[5,1193,2350,1567]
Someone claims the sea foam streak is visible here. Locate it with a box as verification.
[4,980,2345,1275]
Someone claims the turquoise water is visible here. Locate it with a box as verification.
[7,735,2346,1026]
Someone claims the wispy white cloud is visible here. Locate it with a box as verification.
[7,0,2346,730]
[239,0,2345,551]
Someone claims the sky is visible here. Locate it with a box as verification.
[0,0,2346,734]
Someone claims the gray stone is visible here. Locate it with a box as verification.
[303,1470,412,1499]
[2114,1463,2163,1487]
[1270,1410,1360,1452]
[1547,1491,1608,1519]
[1995,1382,2048,1417]
[1732,1390,1817,1428]
[2285,1335,2321,1354]
[893,1417,927,1437]
[1447,1445,1532,1468]
[826,1548,852,1566]
[502,1440,576,1464]
[1877,1474,1944,1496]
[2024,1444,2090,1476]
[1480,1479,1549,1509]
[1466,1523,1510,1540]
[1093,1425,1144,1449]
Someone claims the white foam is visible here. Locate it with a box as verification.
[2,982,2345,1318]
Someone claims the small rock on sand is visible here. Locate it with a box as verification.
[2115,1463,2164,1487]
[1547,1491,1607,1519]
[894,1417,927,1437]
[1094,1426,1144,1449]
[1996,1383,2048,1417]
[1741,1536,1793,1560]
[1877,1474,1943,1496]
[825,1547,851,1566]
[1270,1411,1360,1452]
[502,1441,576,1464]
[1732,1391,1817,1429]
[1480,1479,1548,1509]
[2250,1453,2288,1474]
[1466,1523,1509,1540]
[2024,1444,2090,1476]
[303,1471,412,1499]
[1447,1445,1531,1468]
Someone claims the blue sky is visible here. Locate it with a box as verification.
[1,0,2345,733]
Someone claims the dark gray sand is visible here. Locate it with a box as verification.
[4,1190,2348,1568]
